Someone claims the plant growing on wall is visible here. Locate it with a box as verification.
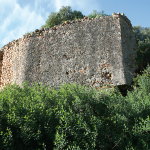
[87,10,111,19]
[16,42,19,47]
[40,6,85,29]
[23,31,34,37]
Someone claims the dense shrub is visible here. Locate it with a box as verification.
[0,64,150,149]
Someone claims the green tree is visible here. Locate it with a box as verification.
[70,10,85,20]
[87,10,111,19]
[133,25,150,46]
[132,25,150,73]
[56,6,73,23]
[41,12,61,28]
[40,6,85,28]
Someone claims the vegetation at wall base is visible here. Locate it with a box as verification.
[0,63,150,150]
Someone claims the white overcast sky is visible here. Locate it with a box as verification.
[0,0,150,49]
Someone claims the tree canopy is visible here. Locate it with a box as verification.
[40,6,85,28]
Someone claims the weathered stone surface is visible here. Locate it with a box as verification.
[0,12,138,94]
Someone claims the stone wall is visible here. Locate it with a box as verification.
[0,12,138,93]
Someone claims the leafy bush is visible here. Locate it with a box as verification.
[0,64,150,149]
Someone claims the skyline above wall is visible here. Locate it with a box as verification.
[0,0,150,50]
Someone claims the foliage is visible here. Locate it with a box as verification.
[23,31,33,37]
[0,63,150,149]
[70,9,85,20]
[87,10,111,19]
[132,25,150,73]
[40,6,85,29]
[56,6,84,23]
[41,12,61,28]
[133,25,150,45]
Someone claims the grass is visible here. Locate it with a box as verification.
[0,64,150,149]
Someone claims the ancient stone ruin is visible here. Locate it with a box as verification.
[0,12,138,94]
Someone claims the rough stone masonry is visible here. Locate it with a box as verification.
[0,12,138,93]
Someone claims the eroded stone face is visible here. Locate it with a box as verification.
[0,13,137,93]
